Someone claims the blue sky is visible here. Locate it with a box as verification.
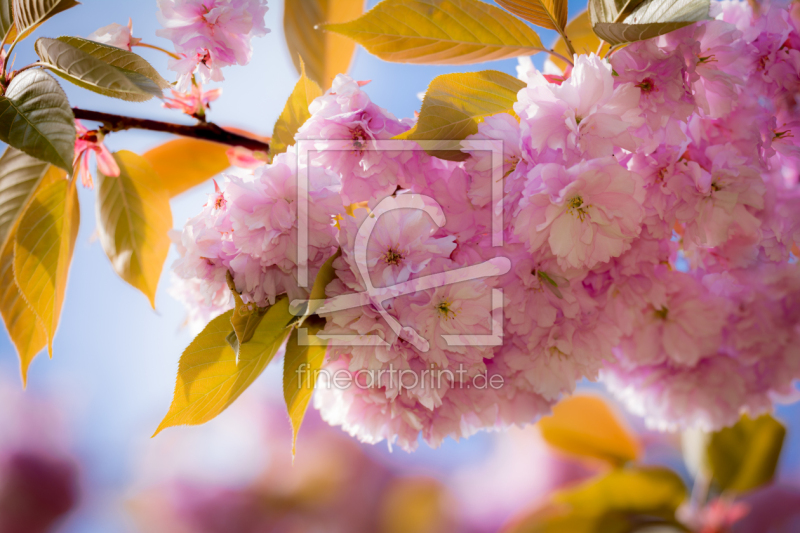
[0,1,798,531]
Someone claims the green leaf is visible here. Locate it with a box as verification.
[13,175,79,357]
[538,394,641,467]
[283,316,327,457]
[284,0,364,89]
[1,0,15,45]
[505,467,687,533]
[95,151,172,309]
[289,248,340,322]
[11,0,78,43]
[496,0,568,32]
[405,70,525,161]
[271,58,323,156]
[153,299,294,435]
[225,270,269,348]
[0,69,75,171]
[0,162,65,385]
[35,37,163,102]
[55,36,171,90]
[323,0,544,65]
[707,414,785,494]
[142,138,231,198]
[0,147,51,254]
[589,0,710,45]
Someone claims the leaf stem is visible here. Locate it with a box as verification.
[134,42,181,60]
[71,108,270,153]
[559,31,577,58]
[537,48,574,67]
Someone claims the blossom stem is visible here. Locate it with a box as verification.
[133,42,181,60]
[71,108,270,153]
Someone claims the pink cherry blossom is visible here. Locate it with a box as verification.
[514,53,644,165]
[87,18,140,50]
[157,0,269,86]
[514,157,646,270]
[73,120,120,189]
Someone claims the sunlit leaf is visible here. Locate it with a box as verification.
[35,37,163,101]
[538,394,641,466]
[552,11,603,71]
[11,0,78,43]
[284,0,364,89]
[707,414,785,494]
[0,69,75,171]
[142,138,230,198]
[55,36,171,90]
[0,147,51,254]
[1,0,15,45]
[589,0,710,45]
[95,151,172,309]
[271,58,323,156]
[13,175,79,356]
[323,0,544,65]
[405,70,525,161]
[379,478,452,533]
[0,162,64,385]
[290,248,340,322]
[496,0,567,31]
[283,316,327,456]
[154,299,294,435]
[226,270,268,348]
[503,467,687,533]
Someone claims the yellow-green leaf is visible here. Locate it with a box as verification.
[552,11,603,71]
[1,0,15,45]
[504,467,687,533]
[0,162,65,385]
[35,37,163,102]
[283,316,327,456]
[284,0,364,89]
[12,175,79,357]
[407,70,525,161]
[589,0,710,45]
[0,69,75,171]
[95,151,172,308]
[226,270,268,347]
[11,0,78,43]
[0,147,51,254]
[538,394,641,466]
[55,36,171,90]
[154,299,294,435]
[496,0,568,31]
[290,248,340,321]
[707,414,785,494]
[555,467,687,515]
[323,0,544,65]
[142,138,230,198]
[271,59,323,156]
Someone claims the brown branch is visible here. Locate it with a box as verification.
[71,108,270,153]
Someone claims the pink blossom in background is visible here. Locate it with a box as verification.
[156,0,269,87]
[87,18,140,50]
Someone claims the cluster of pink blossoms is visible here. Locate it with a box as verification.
[171,1,800,449]
[156,0,269,88]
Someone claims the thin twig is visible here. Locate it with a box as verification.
[559,31,577,58]
[134,42,181,60]
[72,108,270,153]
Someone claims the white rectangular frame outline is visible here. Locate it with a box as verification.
[295,138,506,348]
